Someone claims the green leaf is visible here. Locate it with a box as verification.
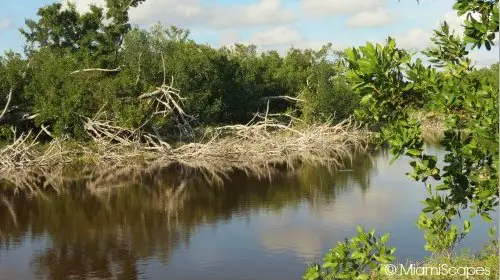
[380,233,390,244]
[355,274,369,280]
[463,220,471,233]
[435,184,451,191]
[477,190,492,199]
[485,40,491,50]
[357,225,364,234]
[422,207,433,213]
[488,227,496,239]
[406,148,422,157]
[481,213,493,223]
[351,251,363,259]
[303,266,321,280]
[360,94,373,105]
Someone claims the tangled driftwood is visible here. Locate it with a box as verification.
[0,80,372,192]
[138,77,195,139]
[0,129,68,170]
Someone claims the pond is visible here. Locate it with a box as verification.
[0,146,496,280]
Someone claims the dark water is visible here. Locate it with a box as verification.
[0,146,496,280]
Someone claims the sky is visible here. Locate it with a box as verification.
[0,0,498,67]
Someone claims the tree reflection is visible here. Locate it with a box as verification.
[0,150,378,280]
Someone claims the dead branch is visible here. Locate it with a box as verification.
[22,113,39,120]
[70,65,123,75]
[40,124,53,138]
[135,52,143,85]
[161,53,167,85]
[123,0,135,11]
[83,116,172,157]
[0,87,13,121]
[0,60,33,122]
[0,114,372,193]
[138,77,195,139]
[0,129,70,173]
[261,96,304,103]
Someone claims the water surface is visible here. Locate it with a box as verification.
[0,147,495,280]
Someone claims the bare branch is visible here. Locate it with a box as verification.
[161,53,166,85]
[0,87,13,121]
[135,52,143,85]
[22,113,39,120]
[138,81,195,139]
[70,65,123,75]
[40,124,53,138]
[123,0,134,11]
[261,95,304,103]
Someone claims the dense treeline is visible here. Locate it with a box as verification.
[0,2,360,141]
[0,1,497,142]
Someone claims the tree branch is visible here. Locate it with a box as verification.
[70,65,123,75]
[0,87,14,122]
[261,96,304,103]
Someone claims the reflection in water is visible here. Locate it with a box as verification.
[0,148,495,280]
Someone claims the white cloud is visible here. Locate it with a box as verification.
[66,0,294,29]
[221,27,341,55]
[440,11,465,35]
[295,40,342,51]
[128,0,204,26]
[218,30,240,47]
[260,228,322,262]
[385,11,465,51]
[395,28,432,50]
[213,0,294,28]
[247,26,303,47]
[469,47,500,68]
[0,19,12,31]
[348,8,394,28]
[301,0,385,16]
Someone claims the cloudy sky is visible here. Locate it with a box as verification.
[0,0,498,66]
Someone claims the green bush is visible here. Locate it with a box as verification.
[304,227,396,280]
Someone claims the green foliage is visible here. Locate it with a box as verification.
[304,227,396,280]
[342,1,499,256]
[345,38,424,126]
[469,63,499,93]
[453,0,499,50]
[378,240,499,279]
[306,1,499,276]
[0,52,31,134]
[3,0,359,139]
[300,45,359,123]
[423,22,469,67]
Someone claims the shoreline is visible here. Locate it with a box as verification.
[0,112,445,192]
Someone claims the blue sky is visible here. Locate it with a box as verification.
[0,0,498,66]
